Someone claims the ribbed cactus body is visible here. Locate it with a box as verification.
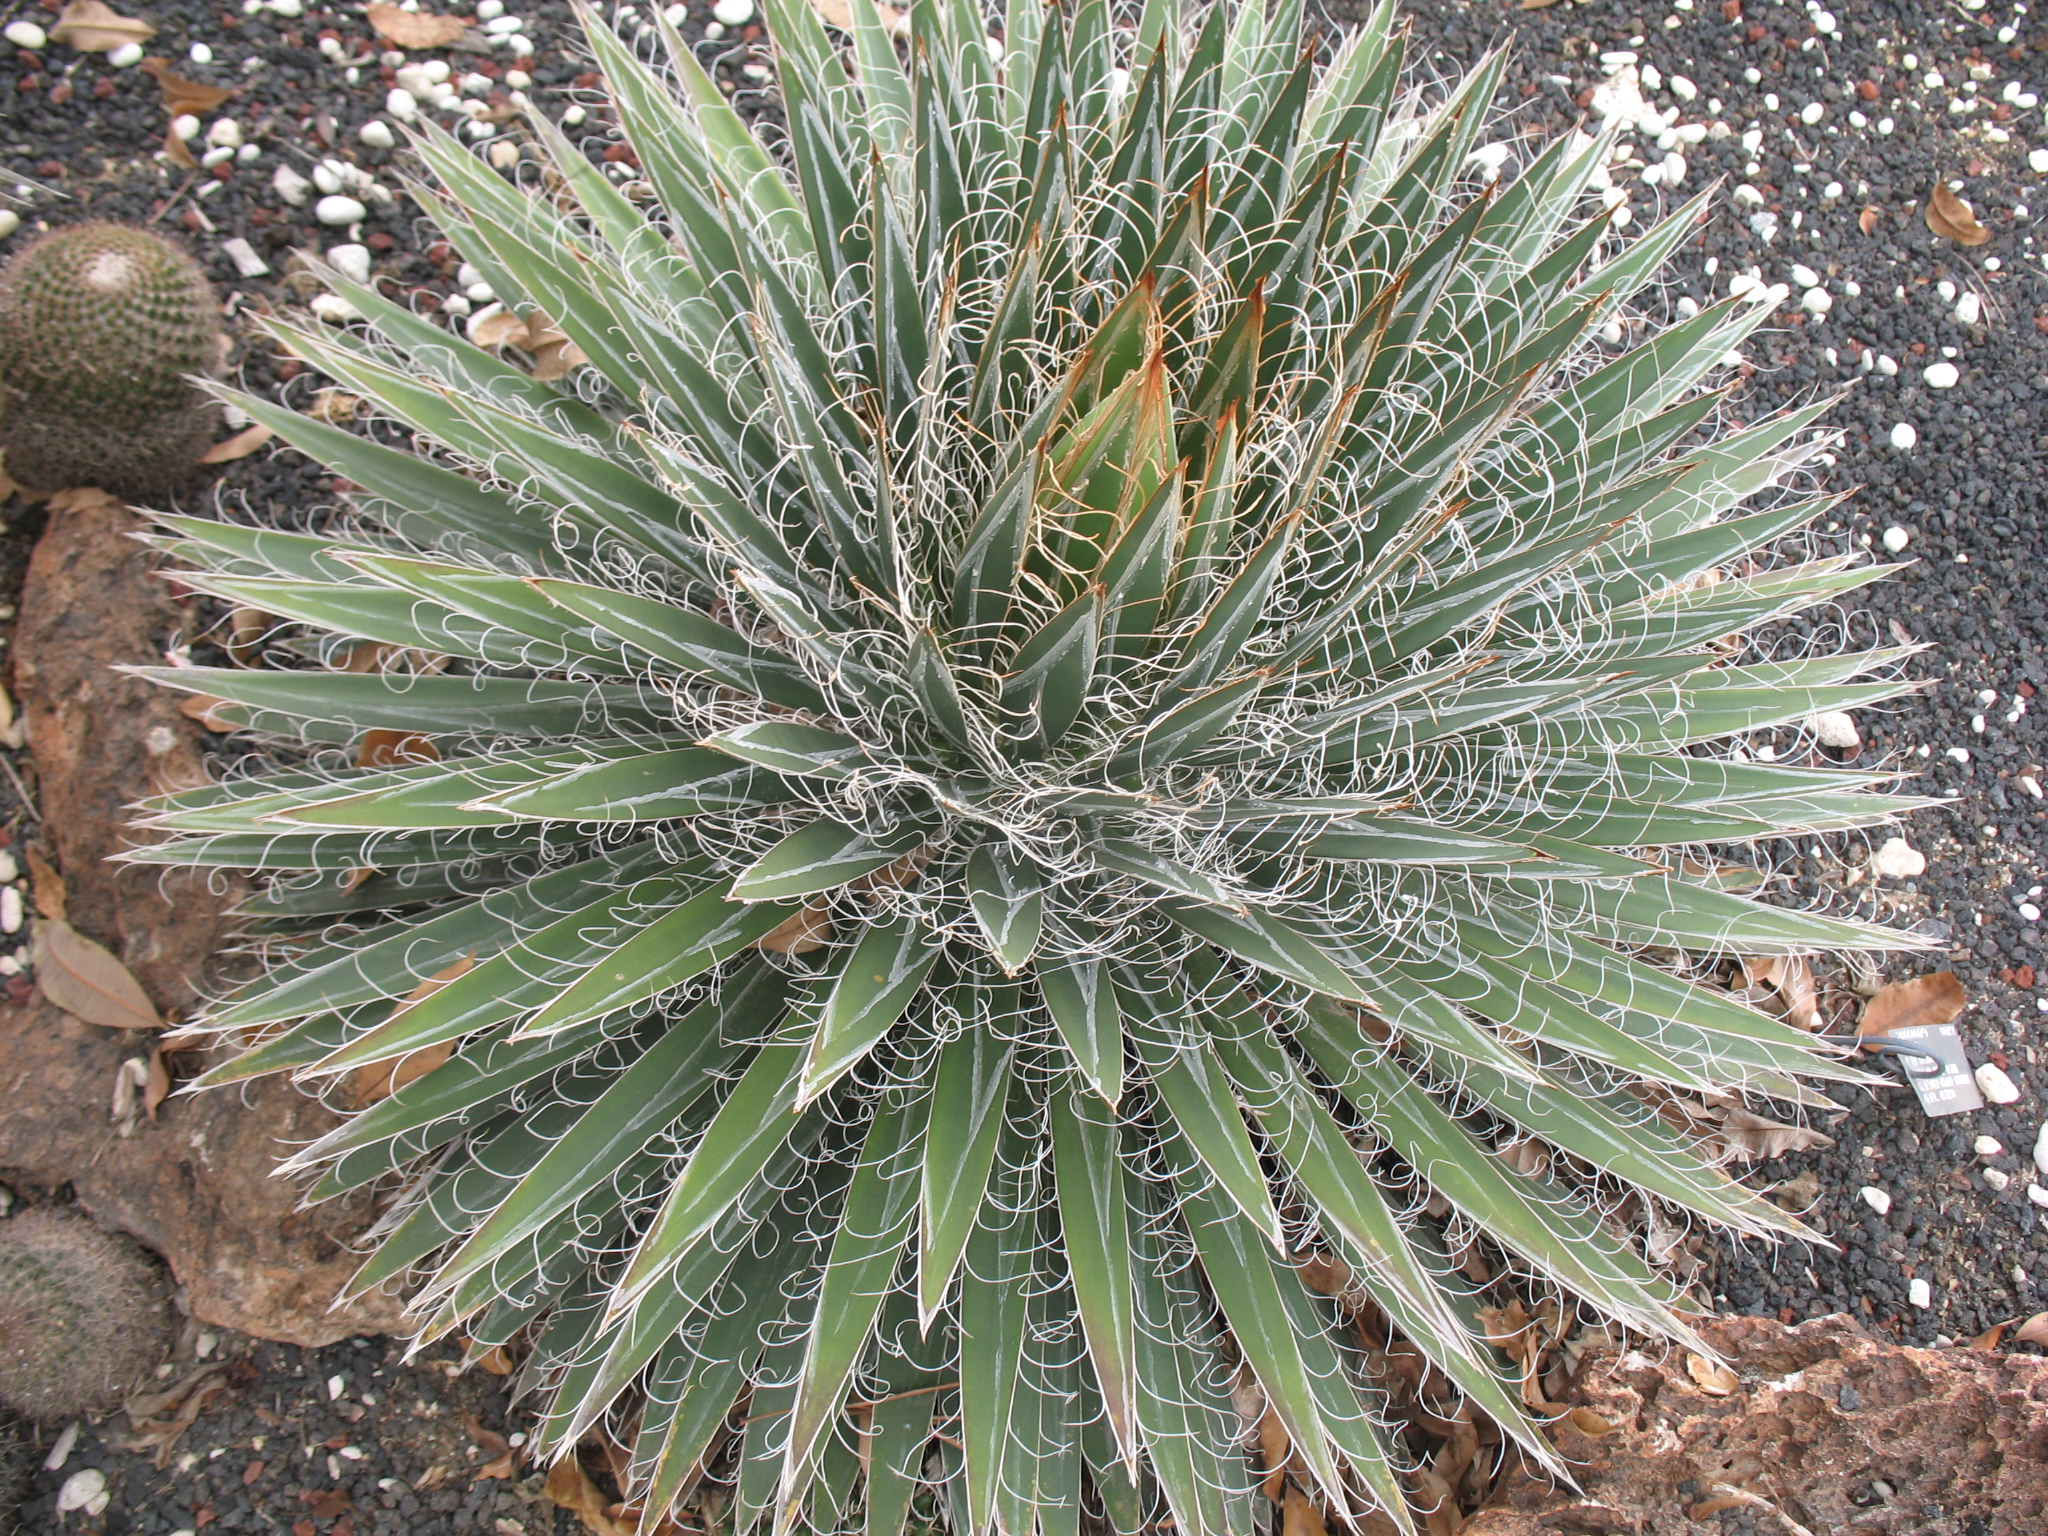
[0,223,224,497]
[0,1208,174,1422]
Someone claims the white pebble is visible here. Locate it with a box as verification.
[1890,423,1919,451]
[272,163,312,205]
[439,293,472,317]
[269,0,301,13]
[466,300,507,340]
[1986,1166,2013,1190]
[2032,1123,2048,1178]
[0,211,16,241]
[206,117,242,149]
[1924,361,1961,388]
[1955,292,1982,326]
[2031,1183,2048,1210]
[1977,1062,2022,1104]
[199,146,235,169]
[171,113,201,142]
[1859,1185,1893,1216]
[326,242,371,284]
[1870,836,1926,879]
[1802,287,1832,315]
[1909,1277,1933,1308]
[483,12,524,31]
[327,1375,347,1401]
[1671,74,1697,102]
[1883,526,1910,552]
[1947,746,1972,764]
[1791,263,1821,288]
[360,118,396,148]
[2032,149,2048,175]
[310,293,361,323]
[4,19,47,48]
[314,195,366,226]
[1810,710,1860,749]
[188,41,212,63]
[104,38,143,65]
[1976,1136,2005,1157]
[222,237,269,278]
[0,888,20,936]
[713,0,755,21]
[57,1469,109,1517]
[2024,902,2043,923]
[477,0,504,14]
[1878,354,1899,376]
[386,86,418,120]
[1800,101,1825,125]
[562,103,586,127]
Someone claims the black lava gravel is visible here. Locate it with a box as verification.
[6,0,2048,1525]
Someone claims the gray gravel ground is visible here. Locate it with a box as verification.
[4,0,2048,1528]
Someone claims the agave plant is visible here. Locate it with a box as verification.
[139,0,1925,1529]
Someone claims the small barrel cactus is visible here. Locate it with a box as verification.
[0,1208,174,1422]
[0,222,225,498]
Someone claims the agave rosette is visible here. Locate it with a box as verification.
[136,0,1927,1530]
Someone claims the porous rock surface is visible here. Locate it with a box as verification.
[0,489,403,1346]
[1472,1314,2048,1535]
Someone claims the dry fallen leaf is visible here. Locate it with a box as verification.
[48,0,156,52]
[2014,1312,2048,1347]
[758,900,832,954]
[464,1412,518,1481]
[225,606,271,668]
[357,728,441,768]
[1282,1485,1328,1536]
[467,308,527,350]
[472,1341,516,1375]
[1745,954,1822,1030]
[163,124,198,170]
[142,1043,172,1120]
[807,0,905,29]
[351,954,475,1106]
[544,1457,634,1536]
[367,1,475,49]
[1858,970,1968,1040]
[123,1365,231,1467]
[142,58,234,118]
[31,917,163,1031]
[1565,1406,1615,1437]
[1517,0,1561,8]
[198,422,274,464]
[1859,204,1881,235]
[1686,1353,1739,1396]
[1715,1107,1833,1162]
[175,692,242,733]
[1967,1322,2010,1350]
[1927,183,1991,246]
[26,845,66,923]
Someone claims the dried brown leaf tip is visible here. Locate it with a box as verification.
[197,422,273,464]
[1857,970,1967,1039]
[1927,183,1991,246]
[367,1,475,49]
[1686,1353,1739,1396]
[48,0,155,52]
[1859,205,1881,235]
[142,58,233,119]
[30,917,163,1031]
[2014,1311,2048,1347]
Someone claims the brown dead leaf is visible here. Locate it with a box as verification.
[357,728,441,768]
[758,900,832,954]
[2014,1312,2048,1347]
[1686,1353,1739,1396]
[26,845,66,923]
[351,953,475,1106]
[473,1342,516,1376]
[142,1043,172,1119]
[367,1,475,48]
[49,0,156,52]
[1745,954,1821,1030]
[225,606,271,668]
[123,1365,230,1467]
[465,1412,518,1481]
[1858,970,1968,1039]
[198,422,274,464]
[31,917,163,1030]
[1715,1107,1833,1162]
[1282,1485,1328,1536]
[1407,1467,1460,1536]
[1967,1322,2009,1350]
[1565,1407,1614,1437]
[164,125,197,170]
[1927,183,1991,246]
[142,59,234,118]
[1517,0,1561,8]
[468,307,527,350]
[175,692,242,733]
[544,1457,633,1536]
[1859,204,1881,235]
